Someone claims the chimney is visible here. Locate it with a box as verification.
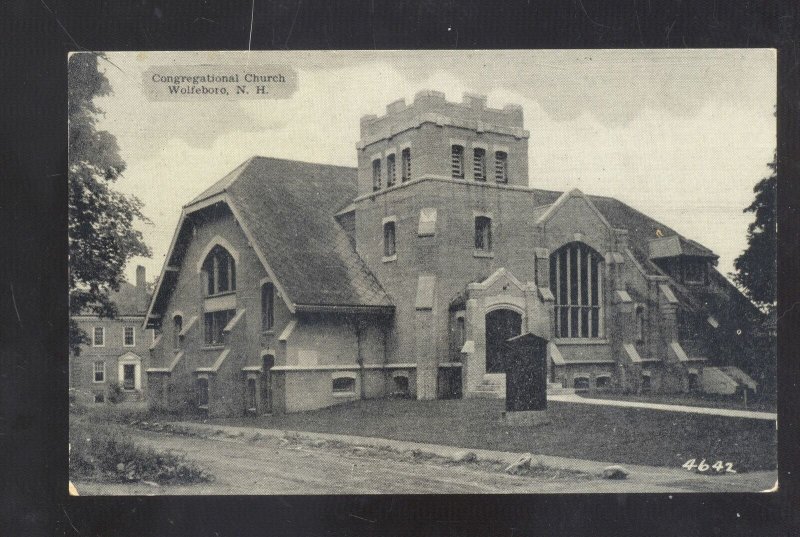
[136,265,146,289]
[136,265,147,313]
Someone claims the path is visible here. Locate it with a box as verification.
[73,424,777,495]
[549,394,777,421]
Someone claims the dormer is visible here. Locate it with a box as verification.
[355,91,530,195]
[648,235,719,286]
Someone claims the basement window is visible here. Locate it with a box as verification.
[332,376,356,395]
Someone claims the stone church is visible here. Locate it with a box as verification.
[144,90,761,417]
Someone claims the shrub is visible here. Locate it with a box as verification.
[69,421,212,484]
[107,382,125,404]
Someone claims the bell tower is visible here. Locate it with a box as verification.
[355,90,530,196]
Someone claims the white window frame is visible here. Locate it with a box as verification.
[382,215,398,262]
[123,326,136,347]
[93,360,106,383]
[92,326,105,347]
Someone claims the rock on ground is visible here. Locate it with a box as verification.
[602,465,629,479]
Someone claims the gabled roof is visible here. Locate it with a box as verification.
[154,157,391,315]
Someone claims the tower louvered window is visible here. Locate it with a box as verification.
[386,154,396,187]
[494,151,508,183]
[550,242,604,338]
[372,159,382,191]
[473,148,486,181]
[401,148,411,182]
[451,145,464,179]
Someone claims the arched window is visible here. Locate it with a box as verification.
[474,216,492,251]
[196,377,209,408]
[173,314,183,349]
[202,245,236,296]
[261,282,274,332]
[383,221,396,257]
[550,242,604,338]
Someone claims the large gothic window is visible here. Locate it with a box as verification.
[550,242,604,338]
[202,245,236,296]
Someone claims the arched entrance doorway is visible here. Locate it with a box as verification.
[485,309,522,373]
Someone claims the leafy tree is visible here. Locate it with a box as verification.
[733,154,777,309]
[69,53,151,354]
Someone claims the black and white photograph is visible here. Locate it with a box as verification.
[67,49,777,495]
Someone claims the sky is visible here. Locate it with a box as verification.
[90,50,776,285]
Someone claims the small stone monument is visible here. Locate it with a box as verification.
[500,332,551,426]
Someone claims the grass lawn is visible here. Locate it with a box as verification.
[577,392,777,413]
[206,398,776,471]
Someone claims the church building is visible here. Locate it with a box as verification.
[144,91,761,417]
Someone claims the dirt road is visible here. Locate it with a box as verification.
[73,428,776,495]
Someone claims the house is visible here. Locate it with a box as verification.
[144,91,765,417]
[70,266,154,403]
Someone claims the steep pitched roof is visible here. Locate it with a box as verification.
[187,157,391,309]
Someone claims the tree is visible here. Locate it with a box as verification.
[733,154,777,309]
[69,53,151,354]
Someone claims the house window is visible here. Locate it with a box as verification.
[688,373,699,392]
[92,326,105,347]
[401,148,411,182]
[451,145,464,179]
[474,216,492,251]
[473,148,486,181]
[383,221,396,257]
[386,154,396,187]
[596,376,610,390]
[123,326,135,347]
[683,259,708,285]
[332,377,356,394]
[204,309,235,346]
[261,283,274,332]
[93,361,105,383]
[173,315,183,349]
[550,242,604,338]
[372,158,382,191]
[202,245,236,295]
[196,377,209,408]
[494,151,508,183]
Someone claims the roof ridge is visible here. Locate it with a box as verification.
[250,155,357,170]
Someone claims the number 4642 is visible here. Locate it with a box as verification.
[682,459,736,473]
